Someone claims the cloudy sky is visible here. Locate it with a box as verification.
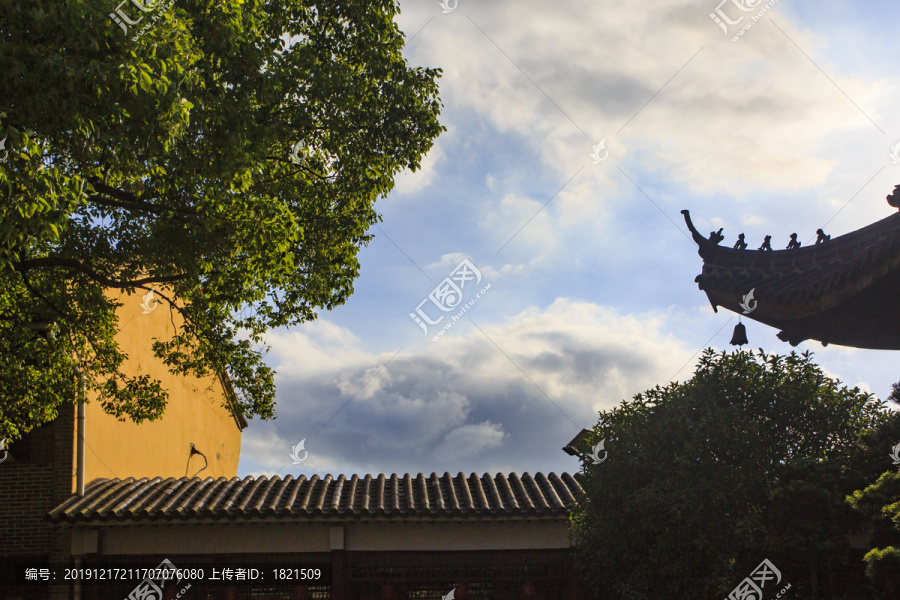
[238,0,900,480]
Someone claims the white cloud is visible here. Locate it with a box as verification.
[391,143,444,195]
[434,421,507,461]
[478,256,546,280]
[425,252,473,272]
[398,0,897,237]
[242,299,698,476]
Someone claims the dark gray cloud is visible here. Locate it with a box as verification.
[239,300,696,478]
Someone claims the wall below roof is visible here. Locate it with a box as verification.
[74,289,242,485]
[73,519,572,555]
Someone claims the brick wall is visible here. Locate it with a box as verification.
[0,403,75,599]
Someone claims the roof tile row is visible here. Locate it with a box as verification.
[49,472,584,523]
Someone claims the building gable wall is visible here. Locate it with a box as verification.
[76,289,242,485]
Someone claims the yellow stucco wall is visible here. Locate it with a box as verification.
[72,289,242,490]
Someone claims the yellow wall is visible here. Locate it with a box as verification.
[72,288,242,489]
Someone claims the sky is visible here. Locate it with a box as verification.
[237,0,900,480]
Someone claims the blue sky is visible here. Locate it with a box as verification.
[238,0,900,479]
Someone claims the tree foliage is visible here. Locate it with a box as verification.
[0,0,444,440]
[570,349,896,600]
[846,382,900,599]
[848,472,900,598]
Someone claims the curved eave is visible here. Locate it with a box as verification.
[682,209,900,349]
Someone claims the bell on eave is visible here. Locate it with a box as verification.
[730,321,749,347]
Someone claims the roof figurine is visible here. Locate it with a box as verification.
[887,184,900,209]
[709,228,725,245]
[733,233,747,251]
[680,186,900,350]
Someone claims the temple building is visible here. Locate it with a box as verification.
[682,186,900,349]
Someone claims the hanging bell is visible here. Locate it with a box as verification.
[729,322,749,347]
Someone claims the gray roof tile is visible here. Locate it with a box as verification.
[48,472,584,524]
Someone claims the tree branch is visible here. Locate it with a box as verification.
[15,256,191,289]
[86,177,195,219]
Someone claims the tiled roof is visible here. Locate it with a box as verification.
[681,208,900,348]
[49,472,584,524]
[683,209,900,309]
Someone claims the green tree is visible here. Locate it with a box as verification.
[848,472,900,599]
[570,349,894,600]
[846,382,900,599]
[0,0,444,440]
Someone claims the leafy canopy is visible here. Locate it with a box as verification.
[846,381,900,598]
[0,0,444,440]
[570,348,895,600]
[848,469,900,596]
